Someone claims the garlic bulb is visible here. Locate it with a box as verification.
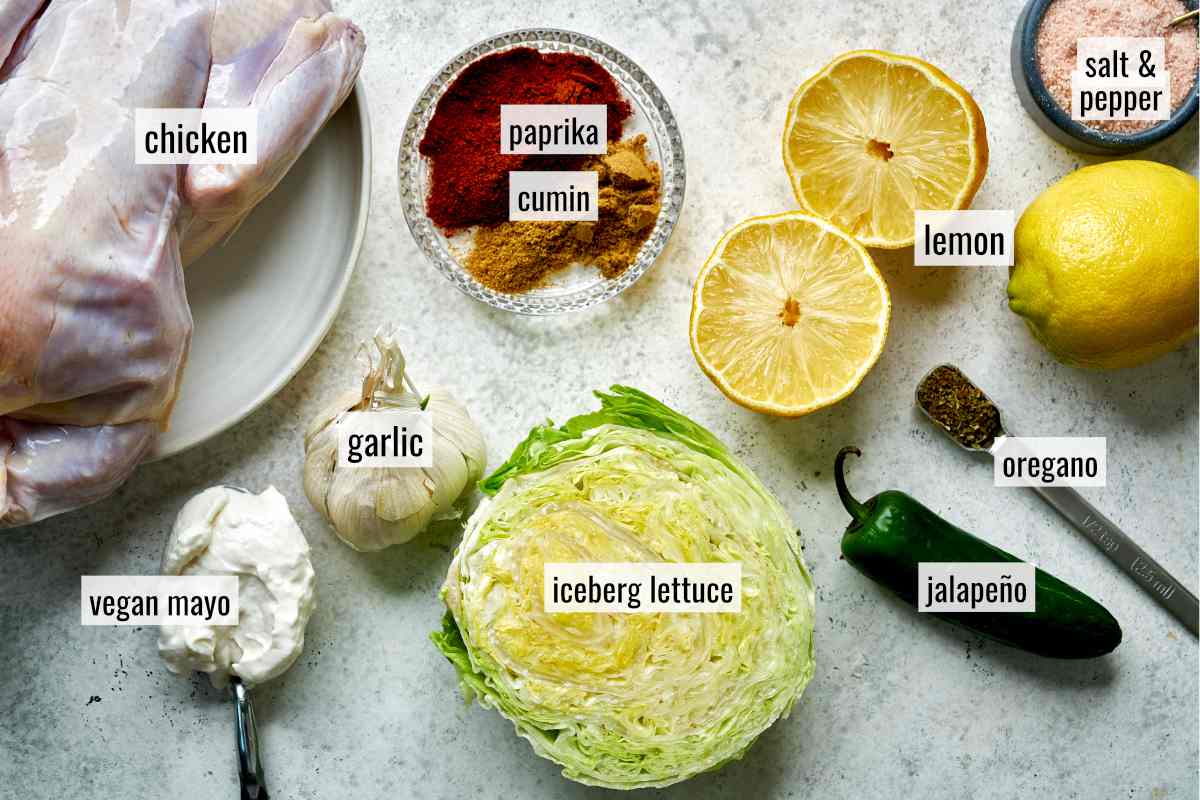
[303,326,486,551]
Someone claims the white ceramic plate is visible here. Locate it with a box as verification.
[149,85,372,459]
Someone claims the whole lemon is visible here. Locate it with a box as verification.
[1008,161,1198,369]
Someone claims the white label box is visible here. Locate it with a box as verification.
[135,108,257,165]
[914,210,1015,266]
[1075,37,1166,76]
[544,562,742,613]
[918,562,1036,613]
[500,105,607,154]
[337,411,434,469]
[509,171,599,221]
[81,576,239,625]
[1071,37,1170,121]
[993,436,1107,487]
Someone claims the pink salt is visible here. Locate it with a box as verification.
[1036,0,1199,134]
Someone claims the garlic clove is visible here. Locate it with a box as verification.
[427,389,487,477]
[304,389,361,447]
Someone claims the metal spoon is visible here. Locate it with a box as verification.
[210,488,269,798]
[166,487,272,798]
[1168,8,1198,27]
[916,364,1198,636]
[224,487,268,798]
[232,678,269,800]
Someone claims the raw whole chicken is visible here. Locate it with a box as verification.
[0,0,364,527]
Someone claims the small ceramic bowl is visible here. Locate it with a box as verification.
[1011,0,1199,154]
[399,29,685,315]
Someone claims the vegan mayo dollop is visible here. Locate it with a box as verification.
[158,486,316,687]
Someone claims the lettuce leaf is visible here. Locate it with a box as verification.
[480,385,747,495]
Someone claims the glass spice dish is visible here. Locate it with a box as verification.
[398,29,686,315]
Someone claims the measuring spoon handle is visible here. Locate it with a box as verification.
[1032,485,1198,636]
[233,679,270,800]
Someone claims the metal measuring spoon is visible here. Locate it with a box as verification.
[1168,8,1198,28]
[202,489,271,799]
[916,364,1198,636]
[225,487,268,800]
[232,678,269,799]
[164,487,285,798]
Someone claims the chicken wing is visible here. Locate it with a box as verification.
[180,0,364,263]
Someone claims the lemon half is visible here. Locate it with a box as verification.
[690,212,890,416]
[783,50,988,249]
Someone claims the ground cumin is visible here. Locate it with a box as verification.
[465,135,661,294]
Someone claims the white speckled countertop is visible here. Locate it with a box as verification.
[2,1,1197,798]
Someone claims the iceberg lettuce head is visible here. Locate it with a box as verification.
[433,387,815,789]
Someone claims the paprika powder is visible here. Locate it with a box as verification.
[419,47,633,231]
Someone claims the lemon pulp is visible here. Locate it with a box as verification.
[690,213,890,416]
[783,50,988,249]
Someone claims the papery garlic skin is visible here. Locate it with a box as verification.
[302,328,486,551]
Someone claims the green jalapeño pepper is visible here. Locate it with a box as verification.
[834,446,1121,659]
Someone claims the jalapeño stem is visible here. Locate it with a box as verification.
[834,446,869,524]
